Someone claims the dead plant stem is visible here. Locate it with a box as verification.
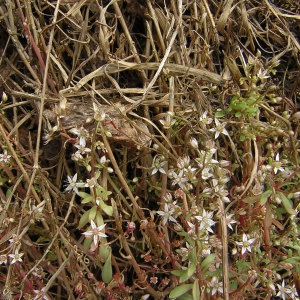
[22,193,76,285]
[0,124,41,203]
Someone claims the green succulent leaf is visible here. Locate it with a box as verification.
[80,193,95,204]
[192,279,200,300]
[279,192,296,215]
[96,212,104,226]
[99,244,110,261]
[215,111,225,118]
[102,252,112,284]
[169,284,193,299]
[99,199,113,216]
[260,190,272,205]
[89,205,97,220]
[78,209,91,229]
[179,263,197,283]
[201,254,216,272]
[96,186,112,201]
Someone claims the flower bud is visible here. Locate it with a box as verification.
[291,112,300,120]
[1,92,8,103]
[190,137,198,149]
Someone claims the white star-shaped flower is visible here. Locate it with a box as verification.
[8,249,24,264]
[209,119,229,139]
[276,280,290,300]
[225,214,237,230]
[210,276,223,295]
[236,233,256,255]
[195,209,216,234]
[156,203,177,225]
[199,111,213,125]
[82,220,107,247]
[65,173,85,195]
[151,156,167,175]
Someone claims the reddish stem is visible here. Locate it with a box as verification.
[16,0,57,94]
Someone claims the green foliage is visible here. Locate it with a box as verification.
[260,190,273,205]
[78,185,113,231]
[192,279,200,300]
[173,263,197,283]
[102,252,112,284]
[227,94,260,118]
[200,254,216,273]
[78,209,91,229]
[169,284,193,299]
[278,192,296,215]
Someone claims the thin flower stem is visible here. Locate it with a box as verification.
[263,201,272,259]
[160,168,169,211]
[160,77,174,209]
[218,198,229,300]
[182,192,189,214]
[99,123,145,220]
[227,133,242,167]
[107,174,132,212]
[240,138,258,198]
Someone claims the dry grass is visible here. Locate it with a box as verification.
[0,0,299,299]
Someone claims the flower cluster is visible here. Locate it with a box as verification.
[62,111,114,253]
[154,138,236,297]
[167,156,196,190]
[156,193,181,225]
[273,280,299,300]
